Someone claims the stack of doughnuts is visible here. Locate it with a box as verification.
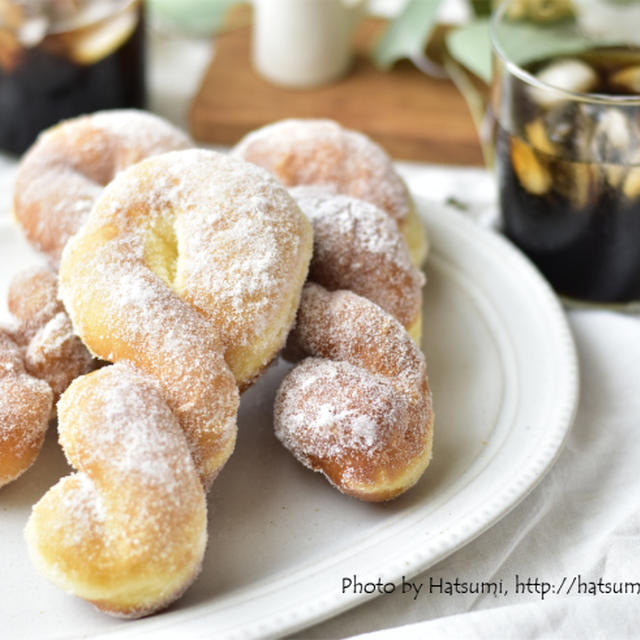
[1,110,194,489]
[233,120,434,501]
[1,112,434,617]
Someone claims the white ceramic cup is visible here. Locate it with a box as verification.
[252,0,366,88]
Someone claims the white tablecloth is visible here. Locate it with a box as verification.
[304,309,640,639]
[2,26,639,640]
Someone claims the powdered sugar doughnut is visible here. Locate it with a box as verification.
[8,267,62,341]
[26,363,207,618]
[29,149,312,616]
[0,329,53,488]
[59,148,313,486]
[274,283,434,501]
[290,186,425,342]
[9,266,96,404]
[232,118,428,266]
[0,267,95,488]
[14,110,192,264]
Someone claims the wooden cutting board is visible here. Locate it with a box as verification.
[189,14,485,165]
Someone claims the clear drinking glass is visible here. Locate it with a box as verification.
[490,0,640,307]
[0,0,146,154]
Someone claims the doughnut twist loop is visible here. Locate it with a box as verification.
[9,266,96,402]
[233,118,428,266]
[275,283,434,502]
[290,187,425,342]
[14,110,191,264]
[1,267,94,487]
[6,110,184,483]
[26,149,312,616]
[0,330,52,488]
[25,364,207,618]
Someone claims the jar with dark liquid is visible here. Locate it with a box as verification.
[491,0,640,307]
[0,0,145,155]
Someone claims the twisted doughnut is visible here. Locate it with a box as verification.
[290,186,425,342]
[1,267,95,488]
[13,110,192,265]
[232,118,428,266]
[274,283,434,502]
[25,363,207,618]
[26,149,312,615]
[0,329,52,488]
[9,266,96,402]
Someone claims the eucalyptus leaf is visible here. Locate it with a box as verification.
[446,19,493,83]
[373,0,444,70]
[495,20,598,68]
[447,17,617,85]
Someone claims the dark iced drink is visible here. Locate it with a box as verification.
[495,48,640,303]
[0,0,145,154]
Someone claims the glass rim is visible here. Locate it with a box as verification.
[489,0,640,107]
[1,0,139,36]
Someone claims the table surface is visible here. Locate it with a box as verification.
[189,16,485,165]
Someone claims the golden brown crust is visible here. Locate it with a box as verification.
[274,284,434,501]
[7,266,96,404]
[7,266,62,334]
[290,187,424,340]
[233,119,411,224]
[13,110,192,264]
[1,266,97,488]
[0,329,53,488]
[25,364,208,618]
[232,118,428,266]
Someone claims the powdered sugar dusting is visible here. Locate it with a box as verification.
[274,284,433,496]
[276,358,410,462]
[27,362,208,614]
[0,329,52,484]
[62,148,310,379]
[60,363,199,497]
[57,474,107,543]
[233,118,411,225]
[59,148,311,485]
[25,312,96,401]
[14,109,191,263]
[290,187,424,328]
[59,226,239,486]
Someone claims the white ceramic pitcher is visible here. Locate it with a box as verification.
[252,0,366,88]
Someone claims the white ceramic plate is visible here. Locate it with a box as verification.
[0,198,578,639]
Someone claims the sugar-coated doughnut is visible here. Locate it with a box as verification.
[9,266,96,403]
[290,186,425,342]
[59,149,312,489]
[1,266,96,488]
[25,363,207,618]
[274,283,434,501]
[0,329,53,488]
[8,266,62,342]
[14,110,192,264]
[28,147,312,617]
[232,118,428,266]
